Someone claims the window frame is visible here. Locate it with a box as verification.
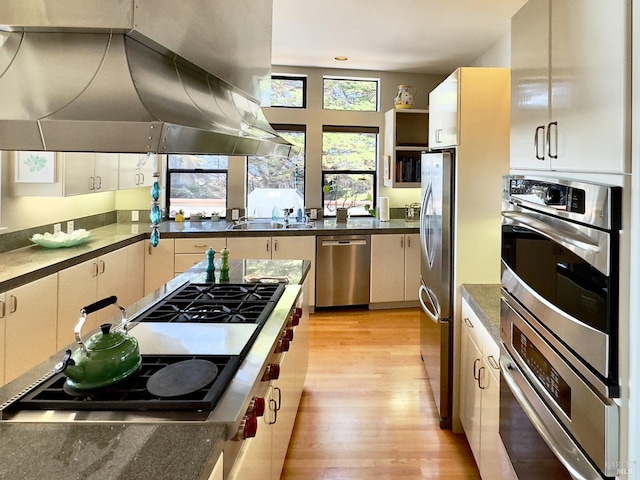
[165,155,229,219]
[322,75,380,112]
[321,125,379,217]
[270,74,308,109]
[246,124,307,218]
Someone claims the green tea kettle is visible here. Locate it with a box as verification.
[54,296,141,391]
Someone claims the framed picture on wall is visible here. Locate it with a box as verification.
[15,151,56,183]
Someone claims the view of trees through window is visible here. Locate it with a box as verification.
[323,77,379,111]
[270,75,306,108]
[322,127,378,216]
[247,128,306,219]
[167,155,228,218]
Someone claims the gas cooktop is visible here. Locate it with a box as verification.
[134,282,286,325]
[1,354,242,415]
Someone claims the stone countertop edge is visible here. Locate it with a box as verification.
[0,218,417,291]
[461,284,502,345]
[0,260,311,480]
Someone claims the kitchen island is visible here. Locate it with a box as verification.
[0,258,310,480]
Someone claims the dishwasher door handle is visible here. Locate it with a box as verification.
[321,240,368,247]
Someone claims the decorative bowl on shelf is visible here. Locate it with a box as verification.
[30,229,92,248]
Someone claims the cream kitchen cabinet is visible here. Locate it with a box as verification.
[510,0,629,173]
[428,69,458,148]
[57,248,131,349]
[174,237,227,274]
[370,233,420,304]
[119,153,158,190]
[459,298,500,480]
[144,238,175,295]
[227,236,316,305]
[3,274,58,383]
[383,108,428,188]
[0,294,6,386]
[11,151,119,196]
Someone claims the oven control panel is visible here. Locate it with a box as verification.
[513,325,572,418]
[507,177,586,214]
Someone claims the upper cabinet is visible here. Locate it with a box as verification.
[510,0,630,174]
[119,153,158,190]
[383,108,429,188]
[11,151,119,196]
[428,69,458,148]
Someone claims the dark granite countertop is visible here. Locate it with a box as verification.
[0,218,416,292]
[460,284,502,346]
[0,259,310,480]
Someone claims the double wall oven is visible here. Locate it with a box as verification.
[500,176,621,479]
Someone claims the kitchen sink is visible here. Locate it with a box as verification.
[226,220,285,231]
[284,222,316,229]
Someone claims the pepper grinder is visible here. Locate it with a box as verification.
[205,248,216,283]
[220,246,230,282]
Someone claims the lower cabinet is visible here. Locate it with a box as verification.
[174,237,227,274]
[57,247,133,349]
[0,296,5,385]
[227,236,316,306]
[370,233,420,303]
[459,298,501,480]
[3,274,58,383]
[144,238,175,295]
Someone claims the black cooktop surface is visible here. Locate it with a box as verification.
[134,282,285,324]
[6,354,242,412]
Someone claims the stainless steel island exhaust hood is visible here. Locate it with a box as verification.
[0,0,293,157]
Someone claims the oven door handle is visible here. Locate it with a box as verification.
[502,210,600,253]
[499,353,605,480]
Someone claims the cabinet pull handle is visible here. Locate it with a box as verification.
[478,366,487,389]
[546,121,558,159]
[148,243,153,255]
[274,386,282,411]
[194,244,207,248]
[140,172,145,184]
[96,175,102,190]
[0,299,5,318]
[89,176,95,191]
[534,125,545,160]
[463,317,474,328]
[99,259,106,274]
[400,237,404,248]
[274,239,278,252]
[436,129,443,143]
[268,398,278,425]
[487,355,500,370]
[473,358,481,380]
[266,240,270,252]
[9,294,17,314]
[93,262,99,277]
[407,236,411,248]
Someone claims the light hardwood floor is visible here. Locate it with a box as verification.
[281,307,480,480]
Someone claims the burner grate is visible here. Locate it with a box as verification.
[8,355,242,412]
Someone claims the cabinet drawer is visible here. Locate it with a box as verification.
[175,237,226,254]
[461,299,484,350]
[175,254,209,273]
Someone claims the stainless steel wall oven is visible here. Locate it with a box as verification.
[499,176,621,479]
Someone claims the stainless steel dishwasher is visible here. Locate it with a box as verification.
[316,234,371,307]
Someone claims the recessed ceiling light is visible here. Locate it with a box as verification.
[334,56,348,62]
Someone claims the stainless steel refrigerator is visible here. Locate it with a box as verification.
[418,149,454,429]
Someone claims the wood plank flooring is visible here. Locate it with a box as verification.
[281,307,480,480]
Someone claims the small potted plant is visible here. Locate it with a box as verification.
[175,209,184,222]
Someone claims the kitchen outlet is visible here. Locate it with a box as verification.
[309,208,318,220]
[232,209,240,221]
[131,210,140,222]
[53,223,62,233]
[66,220,74,232]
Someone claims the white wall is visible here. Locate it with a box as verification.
[471,32,511,68]
[264,66,446,211]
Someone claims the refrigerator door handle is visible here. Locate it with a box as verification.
[419,283,440,324]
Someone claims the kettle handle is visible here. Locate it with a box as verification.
[75,296,127,354]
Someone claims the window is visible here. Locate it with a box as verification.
[166,155,228,218]
[322,125,378,216]
[270,75,307,108]
[322,76,379,111]
[247,125,306,218]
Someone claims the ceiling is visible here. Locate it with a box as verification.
[271,0,527,74]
